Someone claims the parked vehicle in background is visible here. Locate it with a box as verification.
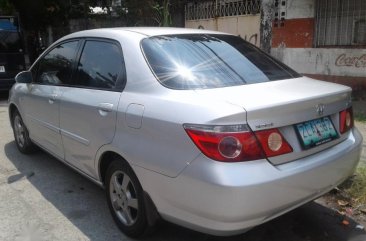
[0,16,26,92]
[8,28,363,238]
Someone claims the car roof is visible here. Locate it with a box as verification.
[59,27,231,42]
[118,27,229,36]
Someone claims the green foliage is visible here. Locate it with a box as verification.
[11,0,186,31]
[12,0,68,30]
[120,0,186,27]
[354,112,366,122]
[152,0,172,27]
[12,0,111,30]
[344,166,366,206]
[122,0,155,26]
[0,0,15,15]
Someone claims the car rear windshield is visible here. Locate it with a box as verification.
[141,34,301,90]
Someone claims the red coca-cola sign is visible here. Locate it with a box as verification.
[335,54,366,68]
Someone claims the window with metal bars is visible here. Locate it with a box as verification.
[315,0,366,47]
[185,0,261,21]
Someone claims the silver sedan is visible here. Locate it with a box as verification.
[8,28,363,237]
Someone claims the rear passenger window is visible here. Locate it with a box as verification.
[35,41,78,85]
[75,41,123,90]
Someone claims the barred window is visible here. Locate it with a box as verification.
[315,0,366,46]
[185,0,260,21]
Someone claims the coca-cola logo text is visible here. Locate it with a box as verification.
[335,54,366,68]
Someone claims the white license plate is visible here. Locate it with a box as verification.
[295,117,339,150]
[0,66,5,72]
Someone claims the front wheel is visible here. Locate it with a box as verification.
[12,111,36,154]
[106,159,148,238]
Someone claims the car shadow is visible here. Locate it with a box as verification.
[3,141,366,241]
[0,92,9,107]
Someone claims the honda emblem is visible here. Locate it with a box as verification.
[316,104,325,116]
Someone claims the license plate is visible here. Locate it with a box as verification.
[0,66,5,72]
[295,117,339,150]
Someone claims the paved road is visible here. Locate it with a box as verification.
[0,93,365,241]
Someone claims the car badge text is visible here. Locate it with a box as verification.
[255,123,274,129]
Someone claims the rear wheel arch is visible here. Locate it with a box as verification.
[98,151,160,232]
[98,151,124,185]
[8,103,19,128]
[10,106,37,154]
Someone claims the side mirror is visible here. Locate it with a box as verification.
[15,71,33,84]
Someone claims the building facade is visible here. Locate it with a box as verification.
[185,0,262,46]
[185,0,366,98]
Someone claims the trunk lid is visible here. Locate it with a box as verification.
[195,77,352,165]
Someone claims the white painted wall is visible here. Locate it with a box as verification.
[285,0,315,19]
[272,47,366,77]
[185,19,217,31]
[185,15,261,46]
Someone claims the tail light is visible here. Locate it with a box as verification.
[339,107,354,134]
[254,129,293,157]
[184,124,292,162]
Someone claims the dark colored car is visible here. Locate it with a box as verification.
[0,16,26,91]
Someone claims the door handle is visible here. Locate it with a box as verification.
[98,103,114,115]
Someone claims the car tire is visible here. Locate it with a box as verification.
[12,111,37,154]
[106,158,148,238]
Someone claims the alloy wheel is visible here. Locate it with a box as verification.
[14,115,26,148]
[109,170,139,226]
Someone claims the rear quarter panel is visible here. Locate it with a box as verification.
[101,32,248,177]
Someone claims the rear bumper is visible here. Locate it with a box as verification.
[135,127,363,236]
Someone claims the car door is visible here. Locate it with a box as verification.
[22,40,80,159]
[59,39,125,178]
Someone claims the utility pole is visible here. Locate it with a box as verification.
[260,0,274,53]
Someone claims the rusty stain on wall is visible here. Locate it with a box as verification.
[272,18,314,48]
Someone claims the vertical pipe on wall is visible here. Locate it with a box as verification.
[214,0,219,31]
[335,0,339,46]
[314,0,319,47]
[323,0,328,46]
[346,0,350,43]
[340,0,344,45]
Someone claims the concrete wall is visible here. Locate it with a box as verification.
[185,15,261,46]
[285,0,314,19]
[271,0,365,94]
[272,46,366,97]
[272,48,366,77]
[272,0,315,48]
